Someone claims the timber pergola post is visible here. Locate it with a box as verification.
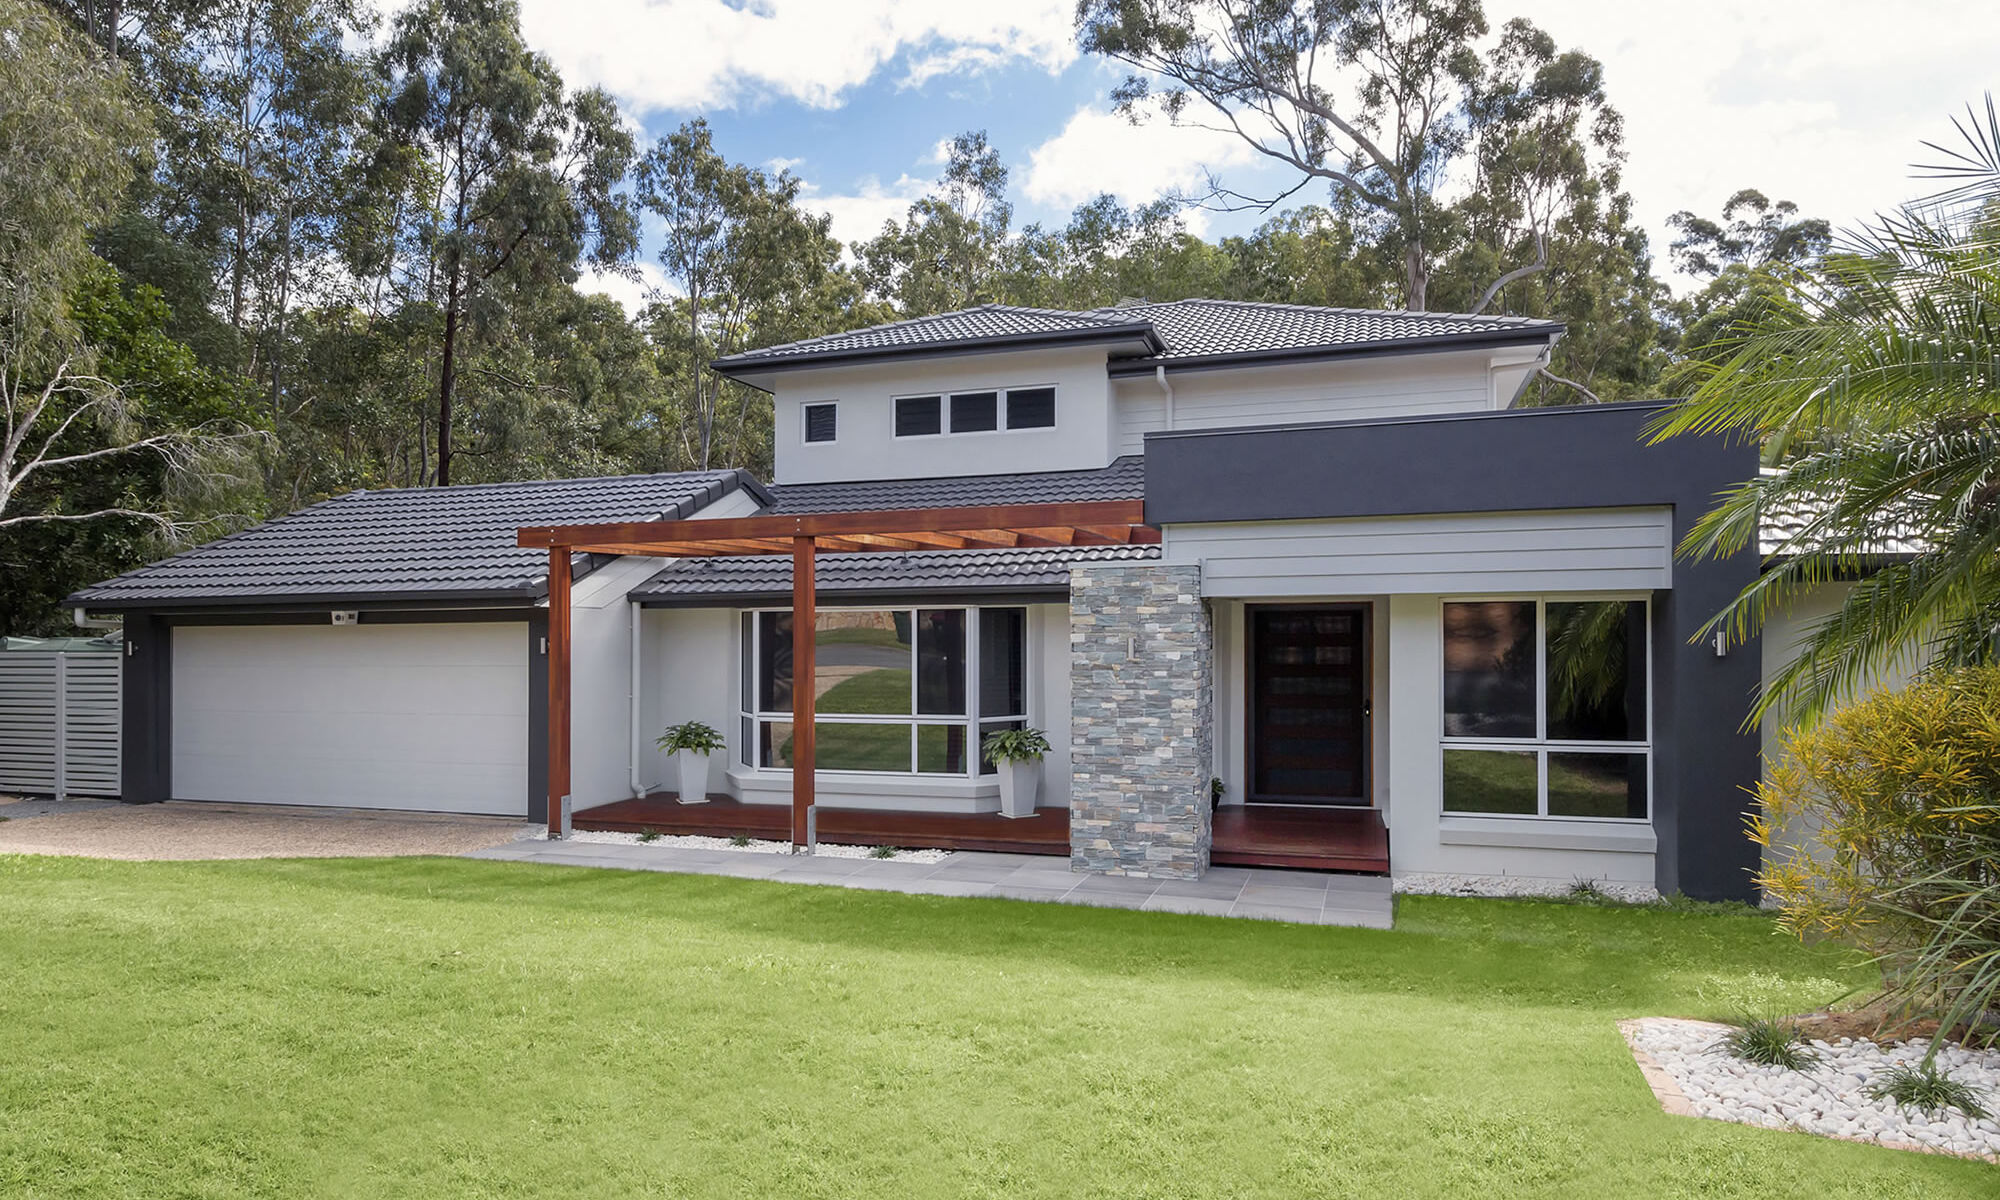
[522,501,1158,851]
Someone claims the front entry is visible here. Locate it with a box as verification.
[1248,605,1370,805]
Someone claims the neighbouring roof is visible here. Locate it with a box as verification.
[767,456,1144,514]
[711,299,1562,381]
[68,470,767,610]
[632,544,1162,606]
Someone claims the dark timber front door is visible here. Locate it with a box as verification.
[1249,606,1369,805]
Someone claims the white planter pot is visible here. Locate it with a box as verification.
[996,758,1041,819]
[674,749,711,804]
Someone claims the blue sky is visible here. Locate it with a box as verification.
[500,0,2000,310]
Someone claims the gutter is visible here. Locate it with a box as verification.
[1105,326,1564,377]
[709,322,1166,387]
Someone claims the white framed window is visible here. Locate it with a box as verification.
[1439,596,1651,821]
[739,606,1029,777]
[802,402,837,444]
[891,386,1057,437]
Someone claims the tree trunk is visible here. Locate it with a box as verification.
[436,270,461,487]
[1404,240,1429,312]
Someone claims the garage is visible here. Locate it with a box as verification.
[172,622,530,815]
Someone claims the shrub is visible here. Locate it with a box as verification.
[637,828,661,843]
[1865,1061,1990,1119]
[869,845,898,859]
[1755,668,2000,1045]
[728,835,751,847]
[656,720,725,755]
[1717,1016,1817,1070]
[981,726,1051,764]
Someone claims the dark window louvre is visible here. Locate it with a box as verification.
[1006,387,1056,429]
[895,395,941,437]
[803,403,837,443]
[950,392,998,432]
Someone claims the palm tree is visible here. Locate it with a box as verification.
[1649,97,2000,725]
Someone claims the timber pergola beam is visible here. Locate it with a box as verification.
[521,500,1157,847]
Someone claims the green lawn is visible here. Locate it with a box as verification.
[1,855,1988,1198]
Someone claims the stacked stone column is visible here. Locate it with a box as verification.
[1067,563,1212,878]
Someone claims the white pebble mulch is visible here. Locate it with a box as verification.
[1625,1017,2000,1161]
[520,826,949,863]
[1394,871,1659,903]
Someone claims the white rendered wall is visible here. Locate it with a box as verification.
[1111,348,1542,455]
[171,622,528,814]
[1166,508,1674,597]
[770,348,1116,484]
[567,486,764,811]
[1383,594,1657,887]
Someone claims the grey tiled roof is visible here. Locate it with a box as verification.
[69,470,762,609]
[713,299,1560,375]
[1107,298,1560,367]
[711,304,1155,370]
[768,456,1144,514]
[633,544,1161,604]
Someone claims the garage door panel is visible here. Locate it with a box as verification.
[173,623,529,815]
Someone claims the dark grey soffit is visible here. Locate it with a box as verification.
[1101,325,1560,376]
[711,322,1164,384]
[767,456,1144,514]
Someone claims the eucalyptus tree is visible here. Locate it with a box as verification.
[369,0,636,485]
[1665,189,1832,366]
[1653,101,2000,722]
[636,119,855,471]
[854,131,1015,314]
[1075,0,1640,374]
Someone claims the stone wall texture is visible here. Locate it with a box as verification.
[1068,562,1213,878]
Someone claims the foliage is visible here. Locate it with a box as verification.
[1865,1061,1991,1120]
[636,828,660,843]
[1717,1016,1818,1070]
[868,845,898,859]
[981,726,1051,764]
[1651,99,2000,725]
[656,719,725,756]
[727,834,751,847]
[1755,669,2000,1046]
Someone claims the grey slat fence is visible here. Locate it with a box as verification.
[0,652,122,798]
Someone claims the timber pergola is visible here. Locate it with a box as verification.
[517,501,1159,846]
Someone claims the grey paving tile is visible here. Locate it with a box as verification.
[1317,909,1394,930]
[1141,895,1238,917]
[1244,870,1334,892]
[1229,901,1325,924]
[1192,866,1255,885]
[1068,874,1162,895]
[923,861,1026,883]
[892,879,1003,898]
[1239,882,1329,904]
[1151,876,1247,900]
[985,884,1080,903]
[942,851,1026,869]
[1323,873,1393,894]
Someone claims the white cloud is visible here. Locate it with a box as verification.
[517,0,1076,116]
[1020,105,1260,227]
[1511,0,2000,286]
[576,259,672,316]
[796,173,931,247]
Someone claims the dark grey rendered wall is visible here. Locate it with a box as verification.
[1144,402,1764,901]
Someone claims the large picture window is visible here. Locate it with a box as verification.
[1440,597,1650,821]
[740,607,1028,777]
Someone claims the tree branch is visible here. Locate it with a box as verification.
[1466,231,1548,316]
[1538,366,1604,405]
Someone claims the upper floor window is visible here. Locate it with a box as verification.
[1006,387,1056,429]
[894,387,1056,437]
[803,402,837,443]
[1439,597,1650,821]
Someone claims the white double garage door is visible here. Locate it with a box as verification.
[172,622,530,816]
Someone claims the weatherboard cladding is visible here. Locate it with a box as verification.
[68,470,759,608]
[712,298,1560,374]
[766,456,1144,514]
[632,544,1163,604]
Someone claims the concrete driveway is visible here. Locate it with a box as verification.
[0,795,524,861]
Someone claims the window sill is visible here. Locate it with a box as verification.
[1437,816,1656,854]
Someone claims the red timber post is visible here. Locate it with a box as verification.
[546,546,572,838]
[791,535,816,849]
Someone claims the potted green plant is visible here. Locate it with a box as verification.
[982,726,1051,819]
[656,720,724,805]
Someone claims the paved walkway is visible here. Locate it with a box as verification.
[466,841,1395,928]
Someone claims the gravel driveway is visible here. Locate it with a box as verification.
[0,795,523,861]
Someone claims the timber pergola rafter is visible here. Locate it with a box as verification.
[518,500,1158,847]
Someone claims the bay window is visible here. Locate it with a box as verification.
[740,607,1029,777]
[1440,597,1651,820]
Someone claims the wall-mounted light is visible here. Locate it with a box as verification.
[1713,628,1728,658]
[331,610,359,626]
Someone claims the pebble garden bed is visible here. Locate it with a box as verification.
[1623,1017,2000,1161]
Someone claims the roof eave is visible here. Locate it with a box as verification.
[709,322,1167,389]
[1105,325,1564,377]
[64,586,547,614]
